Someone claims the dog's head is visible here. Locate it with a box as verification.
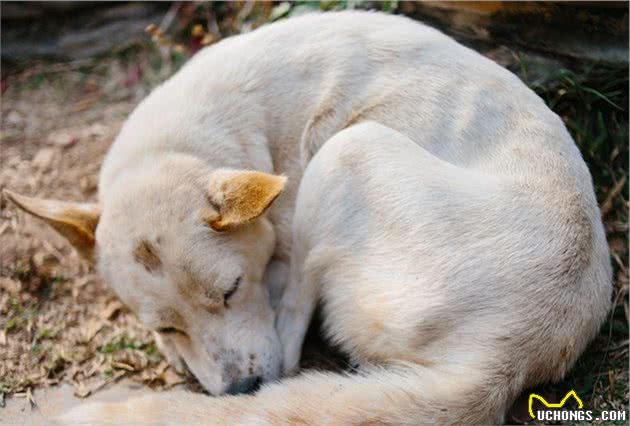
[4,162,286,395]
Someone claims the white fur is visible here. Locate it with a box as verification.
[61,120,610,424]
[7,10,610,424]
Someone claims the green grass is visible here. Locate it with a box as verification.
[97,334,144,354]
[3,298,38,333]
[97,334,161,362]
[527,63,629,422]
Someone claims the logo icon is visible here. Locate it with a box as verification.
[528,390,584,419]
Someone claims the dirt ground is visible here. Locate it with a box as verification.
[0,3,628,425]
[0,51,196,406]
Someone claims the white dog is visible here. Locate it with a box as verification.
[5,11,610,424]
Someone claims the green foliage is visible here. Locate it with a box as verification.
[97,334,160,361]
[97,334,143,354]
[270,0,398,20]
[529,66,628,209]
[3,298,38,334]
[520,61,629,425]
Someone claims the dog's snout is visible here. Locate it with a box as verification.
[225,375,262,395]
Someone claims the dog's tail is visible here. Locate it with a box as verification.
[61,362,513,425]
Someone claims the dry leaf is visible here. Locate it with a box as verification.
[33,251,60,276]
[32,148,56,171]
[74,382,91,398]
[0,277,21,295]
[101,300,123,320]
[80,379,109,398]
[86,123,106,138]
[162,368,186,389]
[191,24,205,38]
[26,387,36,408]
[82,319,104,342]
[112,362,135,372]
[0,221,10,236]
[156,361,169,375]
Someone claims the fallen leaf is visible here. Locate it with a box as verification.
[112,361,135,372]
[74,382,91,398]
[162,368,186,389]
[101,300,124,320]
[0,221,9,236]
[86,123,106,138]
[82,319,104,342]
[0,277,21,295]
[33,251,60,276]
[156,360,169,375]
[26,387,36,408]
[32,148,56,171]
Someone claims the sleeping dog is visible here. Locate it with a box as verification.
[6,11,610,424]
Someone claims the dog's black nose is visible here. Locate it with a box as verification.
[225,375,263,395]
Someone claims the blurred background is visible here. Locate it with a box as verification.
[1,2,628,423]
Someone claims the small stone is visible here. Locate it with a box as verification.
[86,123,106,138]
[47,130,78,147]
[6,110,22,125]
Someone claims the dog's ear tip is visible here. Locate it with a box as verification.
[2,190,100,259]
[208,219,228,232]
[2,188,17,199]
[3,188,32,209]
[206,169,286,230]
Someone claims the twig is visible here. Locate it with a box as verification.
[610,252,628,275]
[159,2,181,33]
[600,175,626,217]
[235,1,256,28]
[590,288,625,404]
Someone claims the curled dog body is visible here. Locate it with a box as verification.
[5,11,611,424]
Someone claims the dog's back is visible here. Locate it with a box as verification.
[293,121,611,423]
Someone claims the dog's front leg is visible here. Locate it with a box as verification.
[263,257,289,311]
[275,257,320,375]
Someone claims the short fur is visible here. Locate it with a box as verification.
[5,11,610,425]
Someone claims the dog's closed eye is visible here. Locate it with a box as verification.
[157,327,187,336]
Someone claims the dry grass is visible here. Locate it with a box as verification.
[0,52,202,401]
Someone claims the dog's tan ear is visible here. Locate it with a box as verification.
[206,170,287,232]
[3,189,100,259]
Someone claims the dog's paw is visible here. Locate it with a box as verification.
[281,339,302,376]
[275,305,303,375]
